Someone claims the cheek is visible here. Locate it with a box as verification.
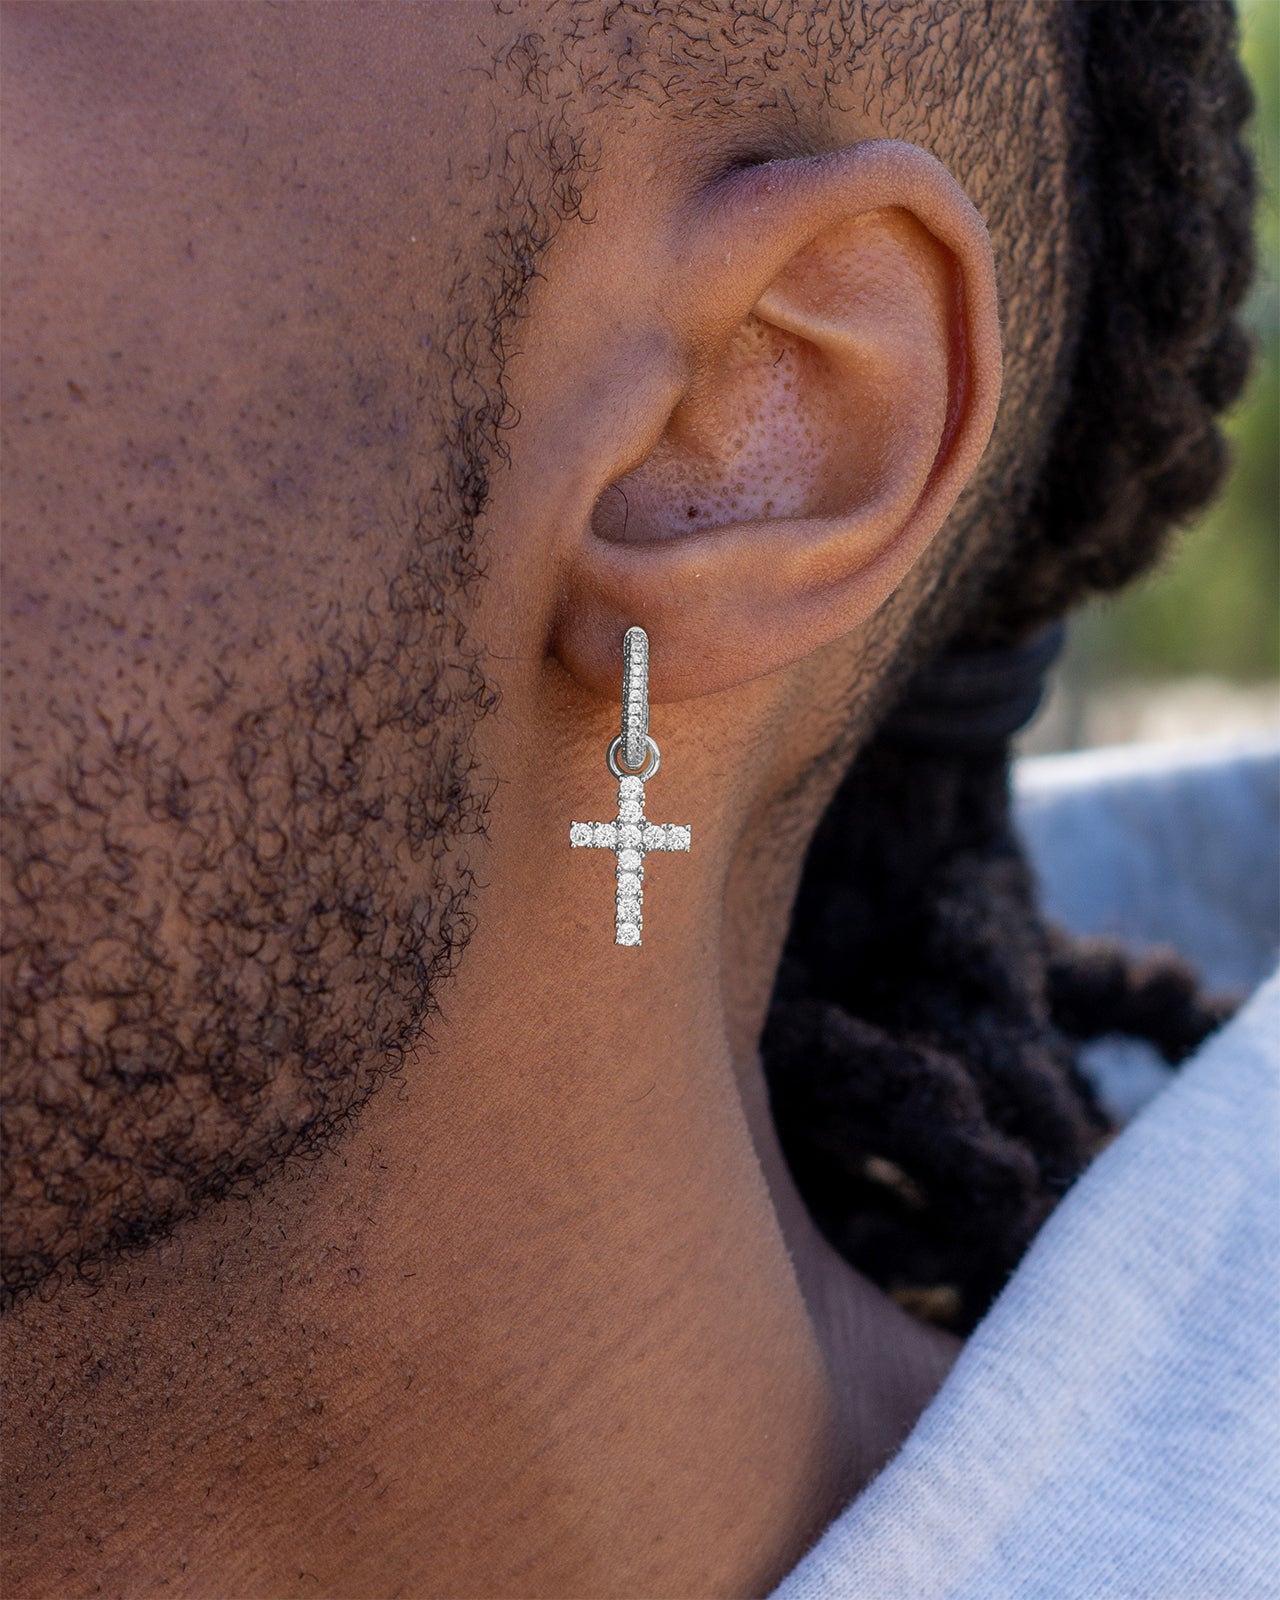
[3,286,372,711]
[0,60,438,772]
[0,271,433,794]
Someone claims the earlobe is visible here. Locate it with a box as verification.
[553,139,1001,704]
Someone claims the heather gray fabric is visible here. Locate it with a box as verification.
[1020,733,1279,1121]
[770,736,1280,1600]
[1017,733,1279,988]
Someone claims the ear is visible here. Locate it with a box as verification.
[551,139,1001,702]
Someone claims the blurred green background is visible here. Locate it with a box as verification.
[1038,0,1279,743]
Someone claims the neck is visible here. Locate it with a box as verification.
[2,722,959,1599]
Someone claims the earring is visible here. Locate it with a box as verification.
[569,626,691,947]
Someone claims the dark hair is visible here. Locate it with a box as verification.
[763,0,1257,1334]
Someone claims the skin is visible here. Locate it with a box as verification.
[1,4,1072,1596]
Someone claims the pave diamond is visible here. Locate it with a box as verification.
[622,628,650,769]
[641,821,692,852]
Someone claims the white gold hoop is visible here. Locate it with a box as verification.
[620,625,650,770]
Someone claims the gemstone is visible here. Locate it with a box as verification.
[569,822,591,847]
[617,870,642,899]
[619,776,644,799]
[619,823,641,849]
[619,798,642,822]
[616,921,641,946]
[618,849,642,872]
[671,825,691,849]
[592,823,617,848]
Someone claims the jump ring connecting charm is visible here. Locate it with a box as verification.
[569,625,692,947]
[607,733,660,782]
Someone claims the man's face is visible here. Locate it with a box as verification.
[1,4,515,1300]
[2,0,1068,1310]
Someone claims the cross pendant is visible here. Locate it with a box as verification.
[568,627,691,947]
[569,771,691,940]
[569,775,691,946]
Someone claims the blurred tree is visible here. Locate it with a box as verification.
[1071,0,1279,687]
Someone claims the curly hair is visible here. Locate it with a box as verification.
[763,0,1257,1334]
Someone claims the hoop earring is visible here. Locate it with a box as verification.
[569,626,692,947]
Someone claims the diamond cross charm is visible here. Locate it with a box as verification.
[570,776,691,945]
[568,625,691,947]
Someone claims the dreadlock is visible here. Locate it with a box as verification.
[763,0,1258,1335]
